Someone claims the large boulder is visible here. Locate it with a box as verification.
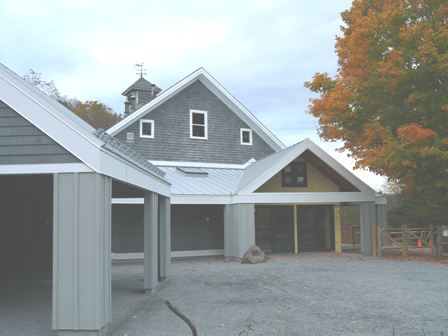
[242,245,266,264]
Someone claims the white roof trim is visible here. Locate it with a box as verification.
[107,68,285,151]
[150,158,256,170]
[0,63,170,196]
[236,138,376,195]
[112,191,377,205]
[0,163,92,175]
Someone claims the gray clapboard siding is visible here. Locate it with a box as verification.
[0,100,79,164]
[115,80,276,164]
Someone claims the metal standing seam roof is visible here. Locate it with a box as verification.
[158,138,376,196]
[158,166,244,195]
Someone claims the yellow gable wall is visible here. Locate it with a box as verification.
[256,159,340,192]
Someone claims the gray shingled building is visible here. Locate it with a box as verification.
[108,68,387,260]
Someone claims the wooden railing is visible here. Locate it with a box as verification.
[372,225,435,257]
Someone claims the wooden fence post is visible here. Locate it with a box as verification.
[436,226,442,259]
[402,225,408,258]
[372,225,378,257]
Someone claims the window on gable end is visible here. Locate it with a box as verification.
[282,161,307,187]
[240,128,253,145]
[140,119,154,139]
[190,110,208,139]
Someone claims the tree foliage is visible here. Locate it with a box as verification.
[305,0,448,225]
[24,69,121,130]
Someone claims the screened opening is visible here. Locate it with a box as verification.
[0,174,53,335]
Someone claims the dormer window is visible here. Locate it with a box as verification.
[240,128,253,145]
[190,110,208,139]
[140,119,154,138]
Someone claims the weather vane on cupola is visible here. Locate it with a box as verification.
[135,63,147,78]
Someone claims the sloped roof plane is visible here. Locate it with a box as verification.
[107,68,285,151]
[0,63,170,196]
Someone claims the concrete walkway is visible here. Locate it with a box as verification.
[111,255,448,336]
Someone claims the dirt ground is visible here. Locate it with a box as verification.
[110,254,448,336]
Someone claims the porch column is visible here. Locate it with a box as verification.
[376,204,388,228]
[334,205,342,253]
[360,202,376,254]
[144,191,158,293]
[159,196,171,280]
[224,204,255,258]
[53,173,112,335]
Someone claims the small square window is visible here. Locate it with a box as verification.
[240,128,252,145]
[126,132,134,140]
[139,119,154,139]
[190,110,208,139]
[282,162,307,187]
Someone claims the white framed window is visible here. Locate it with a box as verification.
[126,132,134,140]
[139,119,154,139]
[240,128,253,145]
[190,110,208,139]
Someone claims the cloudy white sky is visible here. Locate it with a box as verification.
[0,0,386,190]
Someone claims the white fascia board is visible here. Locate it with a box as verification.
[106,68,285,151]
[0,163,93,175]
[112,198,144,204]
[112,194,231,205]
[171,195,232,204]
[99,152,170,197]
[150,159,254,169]
[233,192,377,204]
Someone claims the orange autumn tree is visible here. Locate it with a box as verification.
[305,0,448,224]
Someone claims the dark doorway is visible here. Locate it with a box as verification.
[298,205,334,252]
[171,205,224,252]
[255,205,294,253]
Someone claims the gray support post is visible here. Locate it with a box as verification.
[159,196,171,280]
[144,191,158,293]
[52,173,112,335]
[224,204,255,258]
[375,204,388,228]
[360,202,376,254]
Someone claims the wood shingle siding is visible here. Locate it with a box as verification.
[115,80,275,164]
[0,100,79,164]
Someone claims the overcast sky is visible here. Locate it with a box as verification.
[0,0,386,190]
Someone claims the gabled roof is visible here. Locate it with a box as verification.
[236,138,375,194]
[122,76,161,96]
[107,68,285,151]
[0,63,170,196]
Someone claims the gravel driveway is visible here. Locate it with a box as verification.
[111,254,448,336]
